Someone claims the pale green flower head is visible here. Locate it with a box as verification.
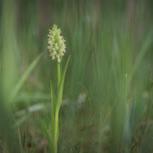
[48,24,66,63]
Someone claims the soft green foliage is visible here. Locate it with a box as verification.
[0,0,153,153]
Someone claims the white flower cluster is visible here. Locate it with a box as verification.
[48,25,66,63]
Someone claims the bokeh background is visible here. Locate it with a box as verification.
[0,0,153,153]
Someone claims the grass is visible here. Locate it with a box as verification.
[0,0,153,153]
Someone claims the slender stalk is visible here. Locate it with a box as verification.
[51,63,61,153]
[57,63,61,87]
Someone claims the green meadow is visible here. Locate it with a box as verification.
[0,0,153,153]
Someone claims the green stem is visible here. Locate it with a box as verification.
[57,63,61,87]
[51,63,61,153]
[50,58,70,153]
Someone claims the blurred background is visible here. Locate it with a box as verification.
[0,0,153,153]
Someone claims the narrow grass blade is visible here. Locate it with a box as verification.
[11,53,43,102]
[130,32,153,80]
